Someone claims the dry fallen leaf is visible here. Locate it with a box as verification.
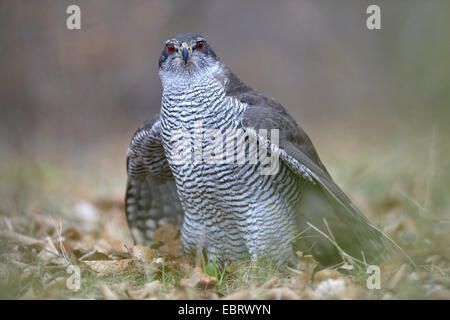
[67,239,91,256]
[302,287,324,300]
[296,251,318,281]
[194,268,218,289]
[91,239,115,255]
[82,259,133,275]
[53,239,78,264]
[314,269,342,282]
[308,277,360,300]
[314,278,347,299]
[137,256,165,274]
[127,281,162,300]
[179,266,217,289]
[130,245,154,262]
[101,284,120,300]
[79,250,110,261]
[62,227,82,241]
[264,287,301,300]
[222,289,252,300]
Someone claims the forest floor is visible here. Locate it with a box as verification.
[1,127,449,299]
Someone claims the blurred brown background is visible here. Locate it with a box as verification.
[1,0,449,209]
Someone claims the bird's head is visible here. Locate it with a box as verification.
[158,33,219,79]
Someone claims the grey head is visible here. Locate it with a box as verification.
[158,33,220,78]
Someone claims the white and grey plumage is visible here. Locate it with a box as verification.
[125,33,408,268]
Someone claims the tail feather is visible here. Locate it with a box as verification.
[125,176,184,245]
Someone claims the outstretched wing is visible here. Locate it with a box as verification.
[225,70,411,267]
[125,114,184,245]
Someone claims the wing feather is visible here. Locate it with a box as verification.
[225,69,412,266]
[125,114,184,245]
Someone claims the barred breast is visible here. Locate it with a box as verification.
[159,72,303,264]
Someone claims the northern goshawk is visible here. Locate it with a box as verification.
[125,33,407,268]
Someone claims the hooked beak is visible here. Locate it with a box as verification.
[181,47,190,64]
[180,43,190,64]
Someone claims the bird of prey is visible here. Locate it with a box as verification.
[125,33,408,268]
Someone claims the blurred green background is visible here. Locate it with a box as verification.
[0,0,449,221]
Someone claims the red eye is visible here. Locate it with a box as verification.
[196,41,204,50]
[167,44,175,53]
